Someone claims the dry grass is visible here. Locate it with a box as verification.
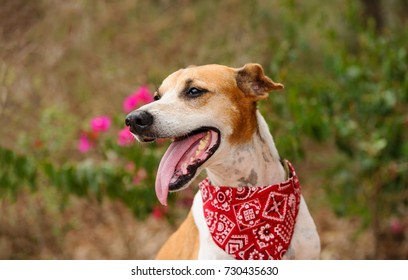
[0,189,174,259]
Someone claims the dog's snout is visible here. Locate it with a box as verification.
[125,110,154,132]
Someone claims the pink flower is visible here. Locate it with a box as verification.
[125,162,135,172]
[78,133,94,153]
[390,217,404,236]
[133,168,148,185]
[117,127,134,146]
[123,86,154,113]
[90,116,111,133]
[152,205,167,220]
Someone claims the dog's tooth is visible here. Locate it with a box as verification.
[195,149,201,157]
[181,162,188,173]
[198,141,206,151]
[198,135,209,150]
[194,131,211,158]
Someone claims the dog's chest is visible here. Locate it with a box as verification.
[192,166,301,260]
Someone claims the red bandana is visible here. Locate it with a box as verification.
[199,160,301,260]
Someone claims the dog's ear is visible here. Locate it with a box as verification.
[236,63,284,100]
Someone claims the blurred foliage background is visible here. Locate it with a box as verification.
[0,0,407,259]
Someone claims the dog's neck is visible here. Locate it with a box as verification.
[205,110,286,188]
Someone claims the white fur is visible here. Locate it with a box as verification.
[192,112,321,259]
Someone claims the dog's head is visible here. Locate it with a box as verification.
[125,63,283,205]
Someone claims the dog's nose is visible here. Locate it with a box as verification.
[125,110,154,132]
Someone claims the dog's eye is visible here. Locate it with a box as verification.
[187,87,203,97]
[154,95,161,101]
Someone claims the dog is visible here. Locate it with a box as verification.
[125,63,320,259]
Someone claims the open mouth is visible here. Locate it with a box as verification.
[155,128,220,205]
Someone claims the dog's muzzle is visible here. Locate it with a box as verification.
[125,110,154,135]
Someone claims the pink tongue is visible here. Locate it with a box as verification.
[155,132,207,205]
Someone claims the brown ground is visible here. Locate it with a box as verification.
[1,178,406,260]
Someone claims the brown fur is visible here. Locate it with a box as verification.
[236,63,284,100]
[155,211,199,259]
[155,64,283,145]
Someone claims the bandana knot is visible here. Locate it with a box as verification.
[199,160,301,260]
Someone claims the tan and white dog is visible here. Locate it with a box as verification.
[125,63,320,259]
